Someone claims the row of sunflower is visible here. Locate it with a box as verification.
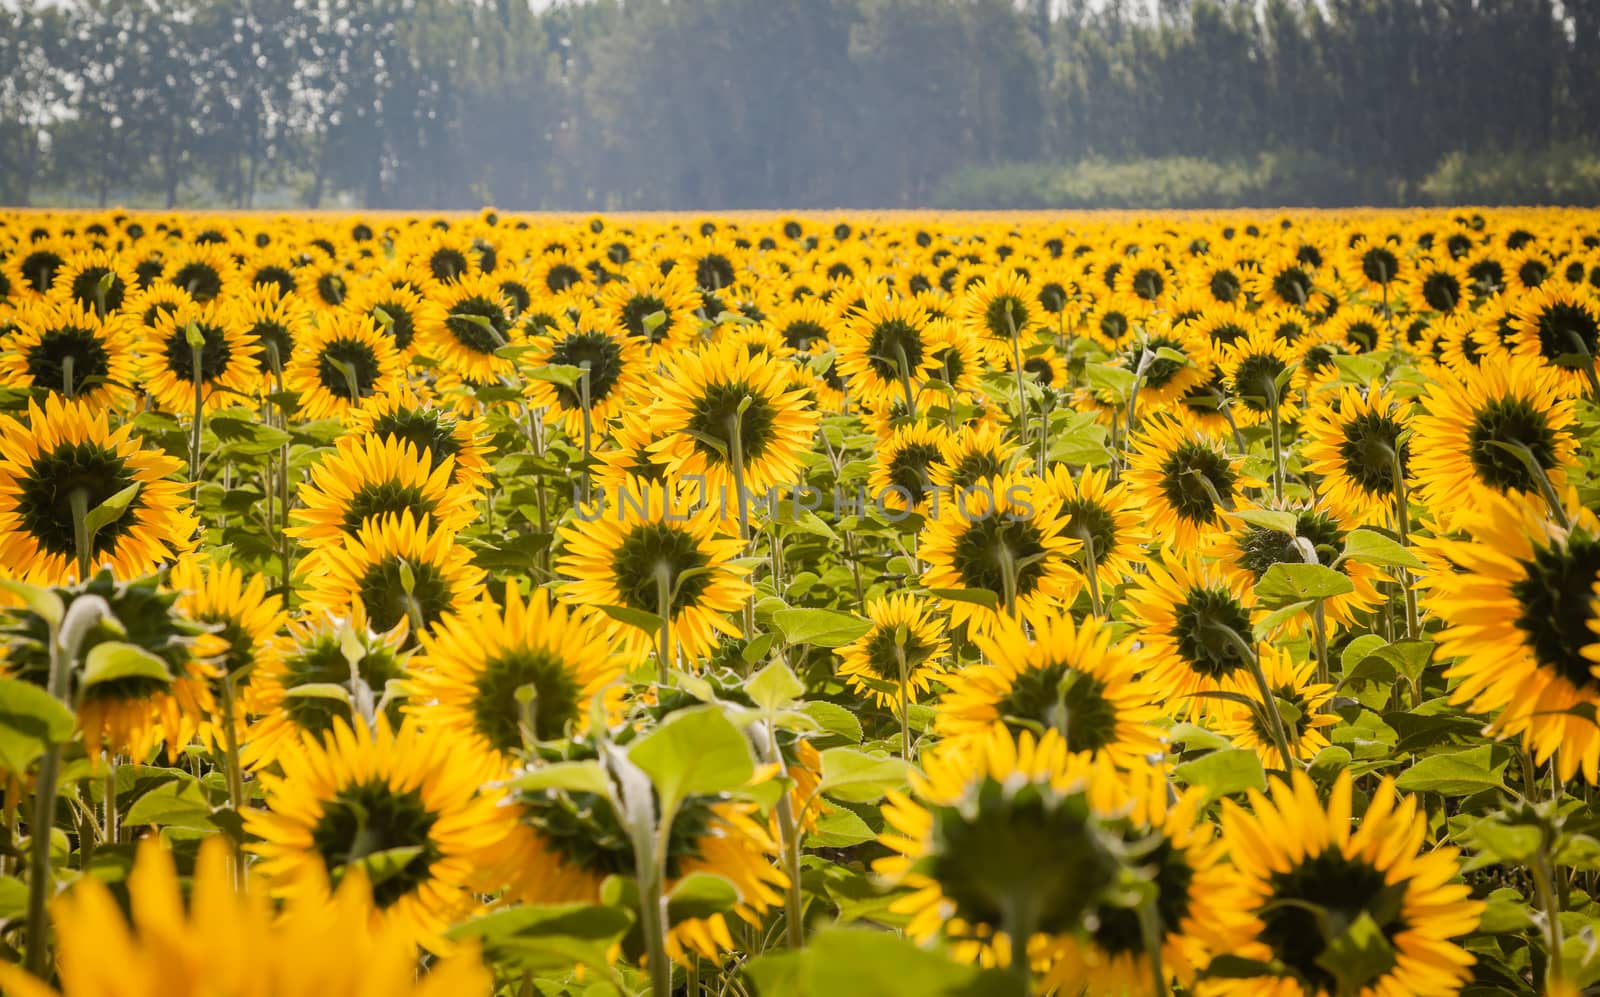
[0,207,1596,996]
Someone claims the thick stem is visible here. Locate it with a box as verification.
[654,564,673,686]
[1311,602,1331,691]
[1267,380,1285,503]
[1006,310,1027,451]
[765,723,805,951]
[1139,897,1170,997]
[1212,623,1296,771]
[894,639,912,760]
[68,488,92,582]
[219,673,248,884]
[189,339,206,479]
[1532,838,1566,990]
[1388,446,1420,640]
[24,632,73,978]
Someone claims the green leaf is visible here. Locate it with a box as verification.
[744,927,1023,997]
[598,604,666,634]
[1165,722,1233,752]
[1253,600,1313,640]
[341,846,424,889]
[1231,508,1300,535]
[805,808,877,848]
[1256,563,1354,609]
[1314,913,1397,997]
[1173,748,1267,801]
[927,587,1000,612]
[448,903,633,974]
[772,609,872,648]
[1341,529,1422,569]
[1308,746,1352,783]
[124,779,213,830]
[818,748,910,803]
[1476,888,1533,933]
[800,702,863,746]
[282,683,354,703]
[1339,635,1388,676]
[629,705,755,815]
[80,641,172,690]
[507,760,613,796]
[1394,746,1508,796]
[526,363,586,387]
[0,580,64,628]
[748,660,805,711]
[0,678,77,772]
[666,872,740,922]
[0,875,27,921]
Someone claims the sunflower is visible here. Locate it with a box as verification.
[1041,761,1238,997]
[286,434,479,561]
[1406,257,1471,316]
[343,390,493,491]
[1324,304,1389,355]
[836,592,950,708]
[647,339,820,499]
[1082,293,1151,350]
[0,395,197,583]
[874,725,1128,974]
[1037,464,1146,598]
[47,246,137,317]
[523,307,648,440]
[594,409,673,490]
[1124,415,1259,550]
[406,585,630,769]
[960,269,1038,363]
[138,301,262,415]
[1302,381,1413,527]
[162,242,239,304]
[919,473,1080,633]
[556,479,753,664]
[1211,645,1337,771]
[1123,551,1261,716]
[937,609,1163,765]
[244,717,507,954]
[498,744,787,964]
[299,511,487,641]
[1213,771,1481,997]
[596,264,702,351]
[0,298,136,408]
[836,295,940,410]
[1218,324,1301,427]
[1410,353,1576,524]
[1124,327,1210,413]
[1508,284,1600,391]
[346,276,435,360]
[0,835,492,997]
[1340,237,1408,297]
[1423,491,1600,784]
[930,420,1018,492]
[1210,500,1382,631]
[282,310,402,421]
[222,283,312,377]
[868,421,951,514]
[1247,253,1329,313]
[420,273,521,385]
[240,607,412,770]
[169,554,285,747]
[124,281,193,331]
[767,294,839,353]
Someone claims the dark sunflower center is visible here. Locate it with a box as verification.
[1271,266,1313,305]
[1158,441,1237,528]
[1128,268,1165,301]
[445,297,511,354]
[372,410,461,474]
[1344,321,1381,353]
[26,327,110,397]
[1022,356,1055,386]
[1338,410,1407,496]
[1467,397,1558,493]
[997,662,1118,753]
[1469,259,1504,293]
[1039,282,1069,312]
[1209,269,1241,302]
[70,266,127,314]
[309,781,441,909]
[867,319,926,381]
[984,294,1030,340]
[170,262,223,302]
[1098,311,1130,341]
[545,264,583,293]
[470,650,583,752]
[1139,336,1187,390]
[1260,853,1405,993]
[1093,837,1195,956]
[1209,321,1247,347]
[1060,498,1119,571]
[252,265,297,298]
[21,250,64,293]
[162,321,233,385]
[1174,587,1254,680]
[861,625,939,681]
[928,781,1115,935]
[887,443,943,507]
[371,300,417,351]
[430,248,469,283]
[547,332,626,409]
[518,786,714,879]
[315,339,382,402]
[949,515,1049,607]
[695,254,735,291]
[620,294,672,343]
[1421,272,1461,312]
[249,321,294,373]
[781,319,827,352]
[610,523,715,616]
[280,639,404,735]
[18,443,142,558]
[341,482,433,536]
[948,452,1007,490]
[1519,259,1549,288]
[1232,354,1287,413]
[1532,302,1600,369]
[935,347,967,385]
[358,557,455,635]
[684,381,777,463]
[1361,248,1399,285]
[1511,535,1600,693]
[315,272,346,306]
[1236,513,1345,580]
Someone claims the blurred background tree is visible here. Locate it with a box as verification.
[2,0,1598,209]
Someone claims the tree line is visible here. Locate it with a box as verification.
[2,0,1597,211]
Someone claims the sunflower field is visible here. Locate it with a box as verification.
[0,208,1597,997]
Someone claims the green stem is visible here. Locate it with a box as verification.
[1532,835,1566,990]
[1006,310,1027,451]
[892,342,918,422]
[765,723,806,951]
[62,354,75,401]
[189,336,206,479]
[578,361,595,504]
[68,488,92,582]
[219,673,248,884]
[654,564,673,685]
[894,638,912,760]
[1080,532,1104,619]
[996,542,1020,622]
[103,762,118,846]
[1311,601,1331,693]
[24,628,73,978]
[1387,446,1420,641]
[1267,380,1285,502]
[1139,897,1170,997]
[1211,622,1296,771]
